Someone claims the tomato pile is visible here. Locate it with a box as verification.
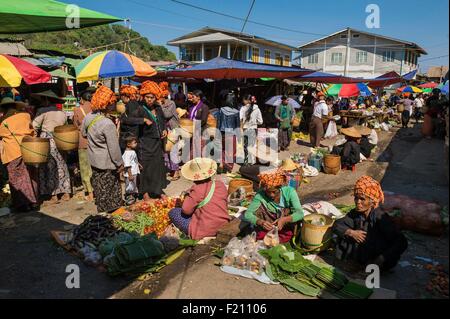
[130,197,178,238]
[425,264,449,297]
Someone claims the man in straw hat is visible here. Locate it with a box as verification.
[0,97,39,212]
[332,127,362,170]
[333,176,407,271]
[244,168,305,243]
[168,157,230,240]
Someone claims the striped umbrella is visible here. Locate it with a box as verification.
[75,50,157,83]
[418,82,438,89]
[0,54,51,87]
[396,86,423,94]
[323,83,372,98]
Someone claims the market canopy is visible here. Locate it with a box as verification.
[291,71,360,84]
[50,68,75,79]
[1,54,51,87]
[162,57,313,79]
[0,0,122,34]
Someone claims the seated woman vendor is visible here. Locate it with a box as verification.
[244,170,304,243]
[333,176,407,271]
[332,127,361,169]
[355,126,376,159]
[169,157,230,240]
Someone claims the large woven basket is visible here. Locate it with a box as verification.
[21,136,50,165]
[179,119,194,137]
[53,124,79,151]
[228,178,254,195]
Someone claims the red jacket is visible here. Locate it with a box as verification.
[182,179,230,240]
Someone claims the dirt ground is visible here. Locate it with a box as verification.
[0,123,448,299]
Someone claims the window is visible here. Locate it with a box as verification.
[382,51,396,62]
[252,47,260,63]
[275,53,282,66]
[264,50,271,64]
[183,47,201,62]
[353,34,360,38]
[283,55,291,66]
[331,52,343,64]
[356,51,368,63]
[340,34,348,39]
[307,53,319,64]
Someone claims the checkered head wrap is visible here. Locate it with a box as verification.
[159,82,170,98]
[120,85,138,99]
[140,81,162,99]
[91,85,117,111]
[354,175,385,208]
[258,169,287,190]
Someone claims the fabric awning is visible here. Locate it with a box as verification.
[50,68,75,79]
[161,57,313,79]
[0,0,122,34]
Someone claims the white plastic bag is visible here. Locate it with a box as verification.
[324,121,338,138]
[302,201,345,219]
[380,123,390,132]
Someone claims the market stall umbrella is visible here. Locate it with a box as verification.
[265,95,301,109]
[162,57,313,79]
[419,82,438,89]
[396,86,423,94]
[75,50,157,83]
[0,54,51,87]
[0,0,122,34]
[324,83,372,98]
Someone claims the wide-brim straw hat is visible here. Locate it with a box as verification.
[341,127,362,138]
[181,157,218,182]
[247,140,279,164]
[0,97,26,109]
[354,125,372,136]
[176,107,187,118]
[280,158,300,171]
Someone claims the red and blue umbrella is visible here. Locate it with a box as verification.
[323,83,372,98]
[396,86,423,94]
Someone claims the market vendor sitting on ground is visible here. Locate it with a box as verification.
[333,176,408,272]
[169,157,230,240]
[354,125,376,159]
[244,169,304,243]
[332,127,361,169]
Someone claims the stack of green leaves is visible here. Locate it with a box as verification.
[260,245,372,299]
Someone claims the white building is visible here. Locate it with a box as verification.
[298,28,427,78]
[167,27,296,66]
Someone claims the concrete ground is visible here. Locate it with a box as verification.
[0,123,448,299]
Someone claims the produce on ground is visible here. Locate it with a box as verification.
[130,197,177,237]
[69,215,120,251]
[113,212,154,236]
[426,265,449,297]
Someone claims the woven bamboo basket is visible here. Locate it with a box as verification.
[301,214,334,251]
[323,154,341,175]
[53,124,79,151]
[179,118,194,138]
[228,178,254,195]
[21,136,50,165]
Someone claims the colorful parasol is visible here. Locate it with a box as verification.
[418,82,438,89]
[75,50,157,83]
[0,54,51,87]
[396,85,423,94]
[323,83,372,98]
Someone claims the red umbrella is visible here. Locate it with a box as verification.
[0,54,51,87]
[419,82,438,89]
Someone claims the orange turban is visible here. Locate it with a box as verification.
[140,81,162,99]
[159,82,170,98]
[120,85,138,98]
[258,169,287,190]
[354,176,385,208]
[91,85,117,111]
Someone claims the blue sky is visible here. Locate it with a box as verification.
[63,0,449,71]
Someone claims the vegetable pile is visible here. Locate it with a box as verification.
[129,198,177,237]
[260,245,373,299]
[113,211,154,236]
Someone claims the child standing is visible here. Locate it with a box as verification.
[122,134,141,205]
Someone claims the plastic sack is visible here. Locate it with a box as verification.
[302,201,345,219]
[381,193,444,236]
[263,227,280,247]
[247,253,267,275]
[324,121,338,139]
[380,123,390,131]
[302,165,319,177]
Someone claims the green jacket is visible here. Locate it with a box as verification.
[244,186,304,225]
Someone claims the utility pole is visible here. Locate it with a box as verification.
[344,28,351,77]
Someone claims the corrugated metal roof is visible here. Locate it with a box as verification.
[168,32,251,45]
[0,42,32,56]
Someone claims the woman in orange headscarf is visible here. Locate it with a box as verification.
[138,81,169,201]
[81,86,124,213]
[333,176,408,271]
[244,169,304,243]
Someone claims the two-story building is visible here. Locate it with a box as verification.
[167,27,296,66]
[298,28,427,79]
